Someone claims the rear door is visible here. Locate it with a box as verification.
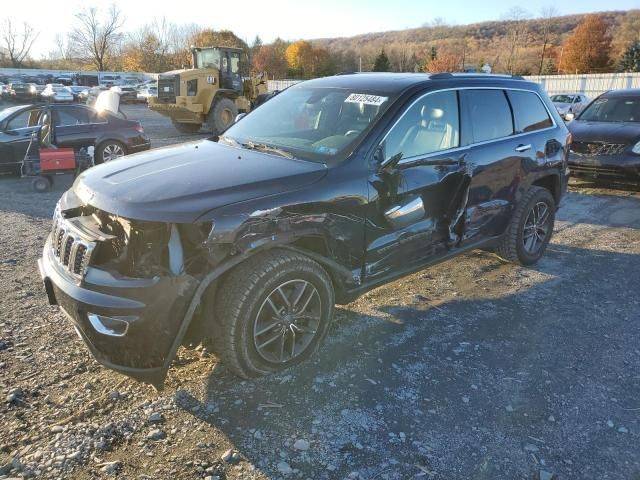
[460,88,555,241]
[52,106,93,148]
[459,88,530,241]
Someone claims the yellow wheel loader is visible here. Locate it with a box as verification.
[148,46,270,135]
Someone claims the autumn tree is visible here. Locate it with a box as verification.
[502,7,530,74]
[619,40,640,72]
[537,6,558,74]
[252,45,288,78]
[613,10,640,57]
[373,49,391,72]
[285,40,314,76]
[69,4,124,71]
[1,19,39,67]
[561,14,612,73]
[424,52,462,73]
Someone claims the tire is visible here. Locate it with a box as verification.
[207,97,238,135]
[171,121,202,134]
[496,186,556,266]
[214,249,335,378]
[95,140,127,164]
[32,176,52,193]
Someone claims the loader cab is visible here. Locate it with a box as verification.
[191,46,243,94]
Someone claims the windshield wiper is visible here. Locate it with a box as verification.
[241,141,295,159]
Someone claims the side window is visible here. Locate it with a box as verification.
[54,108,90,127]
[186,79,198,97]
[380,90,459,163]
[6,110,33,130]
[506,90,553,133]
[462,89,513,143]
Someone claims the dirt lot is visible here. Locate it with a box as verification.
[1,105,639,480]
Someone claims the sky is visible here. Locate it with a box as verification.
[1,0,638,59]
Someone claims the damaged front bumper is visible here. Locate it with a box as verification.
[38,237,199,386]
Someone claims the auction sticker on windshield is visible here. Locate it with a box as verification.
[345,93,388,106]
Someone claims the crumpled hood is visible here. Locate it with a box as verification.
[569,120,640,145]
[73,140,327,223]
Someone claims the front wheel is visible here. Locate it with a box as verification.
[496,186,556,266]
[214,250,335,378]
[207,97,238,135]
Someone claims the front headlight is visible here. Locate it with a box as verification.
[632,141,640,154]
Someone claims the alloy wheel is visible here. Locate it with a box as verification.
[523,201,552,254]
[253,279,322,363]
[102,143,125,162]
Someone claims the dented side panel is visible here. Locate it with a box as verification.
[364,149,471,281]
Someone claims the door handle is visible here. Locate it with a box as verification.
[515,144,532,152]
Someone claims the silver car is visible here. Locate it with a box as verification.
[551,93,590,120]
[41,84,74,103]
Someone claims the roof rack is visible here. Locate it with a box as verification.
[429,73,525,80]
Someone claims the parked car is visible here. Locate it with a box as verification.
[551,93,590,120]
[38,73,570,387]
[136,86,157,102]
[41,84,74,103]
[111,86,138,104]
[7,83,39,102]
[0,103,150,174]
[68,86,89,102]
[86,86,110,107]
[567,89,640,183]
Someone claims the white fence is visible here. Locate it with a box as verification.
[267,74,640,98]
[267,79,302,92]
[525,73,640,98]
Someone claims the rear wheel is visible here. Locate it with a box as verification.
[95,141,127,164]
[171,121,202,134]
[496,186,556,266]
[214,250,335,378]
[207,97,238,135]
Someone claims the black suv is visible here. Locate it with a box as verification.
[39,73,570,387]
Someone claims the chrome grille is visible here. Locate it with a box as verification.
[50,213,96,278]
[571,142,626,156]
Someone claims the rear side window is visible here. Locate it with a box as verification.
[55,107,90,126]
[462,89,513,143]
[507,90,553,133]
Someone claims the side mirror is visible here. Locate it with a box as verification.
[235,113,247,123]
[376,145,402,171]
[564,113,575,122]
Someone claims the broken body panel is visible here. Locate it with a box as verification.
[39,75,569,386]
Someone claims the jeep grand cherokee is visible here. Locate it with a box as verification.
[39,73,570,387]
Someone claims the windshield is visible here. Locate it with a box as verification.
[578,96,640,123]
[551,94,575,104]
[220,86,395,163]
[0,106,25,123]
[194,49,221,69]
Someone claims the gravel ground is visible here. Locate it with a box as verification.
[0,104,639,480]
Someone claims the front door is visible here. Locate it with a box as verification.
[0,107,43,170]
[364,89,471,283]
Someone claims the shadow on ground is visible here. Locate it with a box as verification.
[175,243,640,479]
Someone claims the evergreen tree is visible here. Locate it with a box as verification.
[372,49,391,72]
[619,41,640,72]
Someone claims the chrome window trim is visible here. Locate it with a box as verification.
[380,86,558,167]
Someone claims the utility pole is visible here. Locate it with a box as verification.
[359,56,362,72]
